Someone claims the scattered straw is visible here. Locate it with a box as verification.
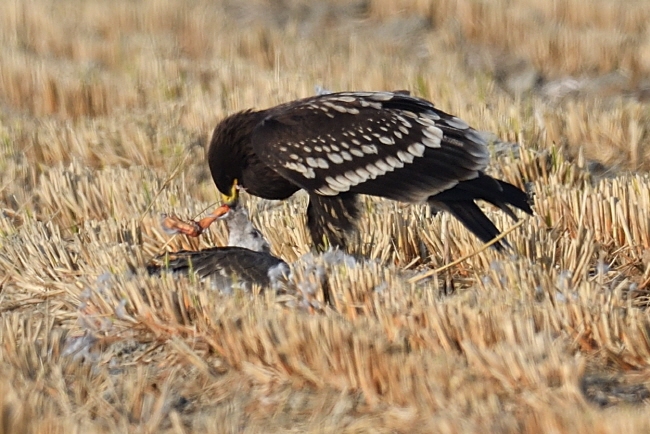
[407,219,527,284]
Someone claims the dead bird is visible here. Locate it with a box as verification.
[148,189,289,292]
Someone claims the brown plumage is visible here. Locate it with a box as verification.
[208,91,532,250]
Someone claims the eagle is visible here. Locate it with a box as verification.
[148,189,289,291]
[208,91,532,250]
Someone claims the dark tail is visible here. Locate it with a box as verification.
[430,173,533,250]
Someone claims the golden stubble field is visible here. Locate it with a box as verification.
[1,0,650,432]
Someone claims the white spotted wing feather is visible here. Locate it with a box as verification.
[250,91,490,203]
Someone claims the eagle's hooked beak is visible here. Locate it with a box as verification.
[221,179,239,206]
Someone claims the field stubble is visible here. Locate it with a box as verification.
[1,0,650,432]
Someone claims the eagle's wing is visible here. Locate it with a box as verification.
[250,91,490,203]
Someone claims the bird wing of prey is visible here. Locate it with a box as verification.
[250,91,490,203]
[149,246,287,287]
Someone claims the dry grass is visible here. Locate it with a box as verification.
[2,0,650,432]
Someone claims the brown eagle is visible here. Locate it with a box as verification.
[207,91,532,249]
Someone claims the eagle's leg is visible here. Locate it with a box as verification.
[307,193,360,250]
